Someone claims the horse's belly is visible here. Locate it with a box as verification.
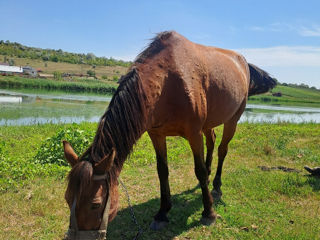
[204,93,246,128]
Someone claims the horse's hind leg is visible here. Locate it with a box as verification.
[204,128,216,177]
[212,121,237,200]
[189,132,216,225]
[149,133,172,230]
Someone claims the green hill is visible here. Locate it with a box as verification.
[249,84,320,107]
[0,40,131,67]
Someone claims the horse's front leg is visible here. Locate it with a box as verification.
[189,132,217,225]
[149,132,172,230]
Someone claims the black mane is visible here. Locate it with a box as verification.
[135,31,174,63]
[88,67,147,169]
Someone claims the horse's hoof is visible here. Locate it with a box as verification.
[200,215,216,226]
[211,189,222,201]
[150,220,168,231]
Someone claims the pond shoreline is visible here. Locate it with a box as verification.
[1,88,320,126]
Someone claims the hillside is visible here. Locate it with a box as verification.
[0,40,131,67]
[0,54,128,79]
[249,85,320,107]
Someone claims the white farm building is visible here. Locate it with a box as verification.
[0,65,23,74]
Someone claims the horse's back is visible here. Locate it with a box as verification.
[137,31,250,136]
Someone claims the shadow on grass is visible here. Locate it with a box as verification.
[107,184,223,240]
[305,175,320,191]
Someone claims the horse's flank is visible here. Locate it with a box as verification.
[136,31,250,136]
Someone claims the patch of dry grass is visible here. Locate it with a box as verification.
[0,55,128,78]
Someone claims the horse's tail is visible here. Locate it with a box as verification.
[248,63,277,96]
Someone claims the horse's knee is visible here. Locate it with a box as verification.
[218,143,228,159]
[157,162,169,178]
[195,165,209,186]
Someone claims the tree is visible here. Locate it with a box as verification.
[8,59,15,66]
[87,70,95,77]
[50,55,59,62]
[86,53,96,60]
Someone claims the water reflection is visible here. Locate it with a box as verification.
[1,90,320,126]
[0,89,111,102]
[0,96,23,103]
[240,111,320,123]
[240,104,320,123]
[0,116,101,126]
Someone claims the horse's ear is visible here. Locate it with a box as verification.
[63,141,79,167]
[94,148,116,173]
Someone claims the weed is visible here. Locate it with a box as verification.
[34,124,94,166]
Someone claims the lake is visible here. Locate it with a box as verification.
[1,89,320,126]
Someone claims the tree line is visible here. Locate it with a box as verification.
[0,40,131,67]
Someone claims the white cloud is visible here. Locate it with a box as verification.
[235,46,320,88]
[298,26,320,37]
[236,46,320,67]
[113,54,136,61]
[247,22,293,33]
[248,22,320,37]
[248,26,265,32]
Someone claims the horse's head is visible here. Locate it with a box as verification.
[63,141,119,240]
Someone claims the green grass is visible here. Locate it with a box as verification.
[248,85,320,107]
[0,123,319,239]
[0,75,117,94]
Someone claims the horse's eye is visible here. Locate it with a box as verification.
[91,203,101,210]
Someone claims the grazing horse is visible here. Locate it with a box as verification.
[63,31,276,239]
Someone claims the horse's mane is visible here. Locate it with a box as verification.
[66,67,147,200]
[135,31,174,64]
[88,67,147,169]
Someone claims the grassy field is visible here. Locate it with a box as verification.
[0,54,128,78]
[0,123,319,239]
[0,75,118,94]
[249,85,320,108]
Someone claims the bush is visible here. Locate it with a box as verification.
[34,125,94,166]
[87,70,95,77]
[53,71,62,80]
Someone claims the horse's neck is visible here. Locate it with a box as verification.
[92,69,148,172]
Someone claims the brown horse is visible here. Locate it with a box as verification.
[63,31,276,238]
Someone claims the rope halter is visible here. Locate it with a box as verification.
[64,173,110,240]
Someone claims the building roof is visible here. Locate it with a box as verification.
[0,65,23,73]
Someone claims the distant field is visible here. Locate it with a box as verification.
[249,85,320,107]
[0,55,128,78]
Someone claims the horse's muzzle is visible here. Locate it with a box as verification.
[65,173,111,240]
[64,229,106,240]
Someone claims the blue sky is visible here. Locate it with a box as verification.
[1,0,320,88]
